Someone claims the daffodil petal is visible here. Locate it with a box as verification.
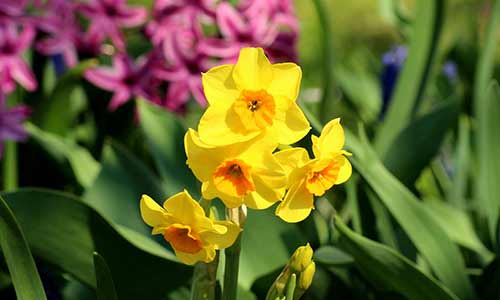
[335,155,352,185]
[198,105,260,146]
[218,192,245,209]
[201,221,241,249]
[162,190,210,227]
[201,64,239,106]
[275,181,314,223]
[201,181,219,200]
[274,148,310,176]
[233,47,272,90]
[268,63,302,101]
[273,102,310,145]
[140,194,167,227]
[185,129,227,181]
[174,246,216,265]
[314,118,344,159]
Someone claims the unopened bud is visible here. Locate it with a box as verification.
[289,243,313,272]
[297,261,315,290]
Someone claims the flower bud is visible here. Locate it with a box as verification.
[289,243,313,272]
[297,261,315,291]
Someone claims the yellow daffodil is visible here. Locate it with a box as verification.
[274,118,352,223]
[198,47,310,146]
[185,129,287,209]
[140,190,240,265]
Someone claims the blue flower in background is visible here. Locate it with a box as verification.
[52,54,66,77]
[380,46,407,118]
[380,46,459,119]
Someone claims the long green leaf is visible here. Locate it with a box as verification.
[93,252,118,300]
[0,196,46,300]
[2,189,191,299]
[83,142,166,236]
[476,81,500,244]
[448,116,471,209]
[375,0,444,155]
[383,100,459,185]
[26,123,100,188]
[137,100,199,197]
[346,129,476,299]
[334,218,459,300]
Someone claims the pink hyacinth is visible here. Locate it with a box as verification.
[0,23,37,94]
[84,54,159,111]
[154,22,210,110]
[35,0,84,68]
[146,0,216,45]
[0,93,31,158]
[78,0,147,52]
[0,0,28,24]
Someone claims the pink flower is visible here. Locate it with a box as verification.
[35,0,83,68]
[84,54,158,111]
[0,0,28,24]
[0,93,31,158]
[198,2,298,63]
[0,23,37,94]
[78,0,147,52]
[146,0,216,45]
[154,23,210,110]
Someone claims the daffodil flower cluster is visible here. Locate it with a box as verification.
[141,47,351,266]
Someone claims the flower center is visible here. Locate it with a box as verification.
[233,89,276,131]
[305,159,341,196]
[213,159,255,197]
[163,224,202,254]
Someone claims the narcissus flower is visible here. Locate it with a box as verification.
[198,47,309,146]
[185,129,287,209]
[274,118,352,223]
[140,191,240,265]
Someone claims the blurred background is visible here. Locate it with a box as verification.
[1,0,500,300]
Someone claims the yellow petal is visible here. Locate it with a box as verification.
[274,148,310,176]
[275,180,314,223]
[233,47,272,90]
[273,102,310,145]
[201,221,241,249]
[335,155,352,185]
[162,190,211,229]
[218,192,245,209]
[313,118,344,159]
[268,63,302,101]
[198,105,260,146]
[201,181,219,200]
[201,64,239,106]
[185,129,226,181]
[174,246,216,265]
[140,194,168,227]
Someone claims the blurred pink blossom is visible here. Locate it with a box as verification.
[0,93,31,158]
[0,0,28,24]
[0,23,37,94]
[78,0,147,52]
[84,54,159,110]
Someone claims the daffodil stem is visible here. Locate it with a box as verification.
[190,198,218,300]
[285,273,296,300]
[2,141,18,191]
[190,254,219,300]
[222,207,246,300]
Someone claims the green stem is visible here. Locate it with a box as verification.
[2,141,18,191]
[284,274,296,300]
[222,207,245,300]
[190,199,218,300]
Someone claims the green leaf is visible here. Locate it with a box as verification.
[38,59,97,135]
[83,142,166,236]
[314,246,354,266]
[26,123,100,188]
[93,252,118,300]
[0,195,46,300]
[448,116,471,209]
[421,200,493,262]
[2,189,192,300]
[334,218,459,300]
[383,100,459,185]
[475,81,500,244]
[239,209,306,289]
[137,100,199,197]
[345,129,476,299]
[374,0,444,155]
